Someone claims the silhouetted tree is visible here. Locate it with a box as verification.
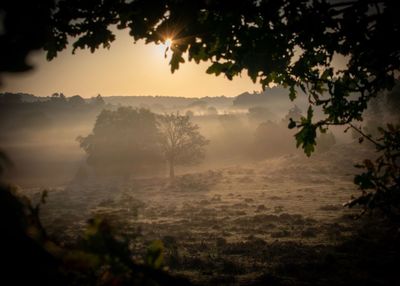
[78,107,162,177]
[68,94,85,106]
[158,113,208,179]
[91,94,105,106]
[233,92,270,108]
[0,92,23,105]
[50,92,67,105]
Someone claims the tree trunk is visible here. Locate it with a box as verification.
[169,159,175,180]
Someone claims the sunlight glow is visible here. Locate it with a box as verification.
[2,31,261,97]
[165,38,173,48]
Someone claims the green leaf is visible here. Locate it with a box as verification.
[295,124,317,156]
[299,84,307,94]
[170,52,185,73]
[0,150,13,175]
[354,173,375,189]
[321,68,333,81]
[289,85,296,101]
[40,190,48,204]
[146,240,164,269]
[288,118,296,129]
[206,62,223,76]
[248,68,258,83]
[295,106,317,156]
[306,105,313,121]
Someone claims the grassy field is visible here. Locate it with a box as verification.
[19,142,400,285]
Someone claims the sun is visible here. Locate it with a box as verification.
[165,38,173,48]
[152,37,174,58]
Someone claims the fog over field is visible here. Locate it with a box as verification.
[1,88,350,187]
[1,84,398,285]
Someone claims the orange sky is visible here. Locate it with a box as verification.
[1,30,260,98]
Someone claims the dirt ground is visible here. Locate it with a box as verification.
[23,142,400,285]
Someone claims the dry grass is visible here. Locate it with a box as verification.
[22,143,400,285]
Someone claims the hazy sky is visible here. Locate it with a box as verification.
[1,30,260,98]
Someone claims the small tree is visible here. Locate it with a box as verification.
[158,113,208,179]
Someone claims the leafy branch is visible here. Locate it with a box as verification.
[345,124,400,223]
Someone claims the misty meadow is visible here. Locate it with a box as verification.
[1,1,400,286]
[2,87,399,285]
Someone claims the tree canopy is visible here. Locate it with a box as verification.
[158,113,209,179]
[78,107,163,176]
[2,0,399,154]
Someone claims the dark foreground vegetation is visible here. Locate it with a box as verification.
[0,182,192,286]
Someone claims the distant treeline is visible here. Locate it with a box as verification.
[0,92,105,105]
[104,95,233,109]
[0,93,105,133]
[1,86,308,111]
